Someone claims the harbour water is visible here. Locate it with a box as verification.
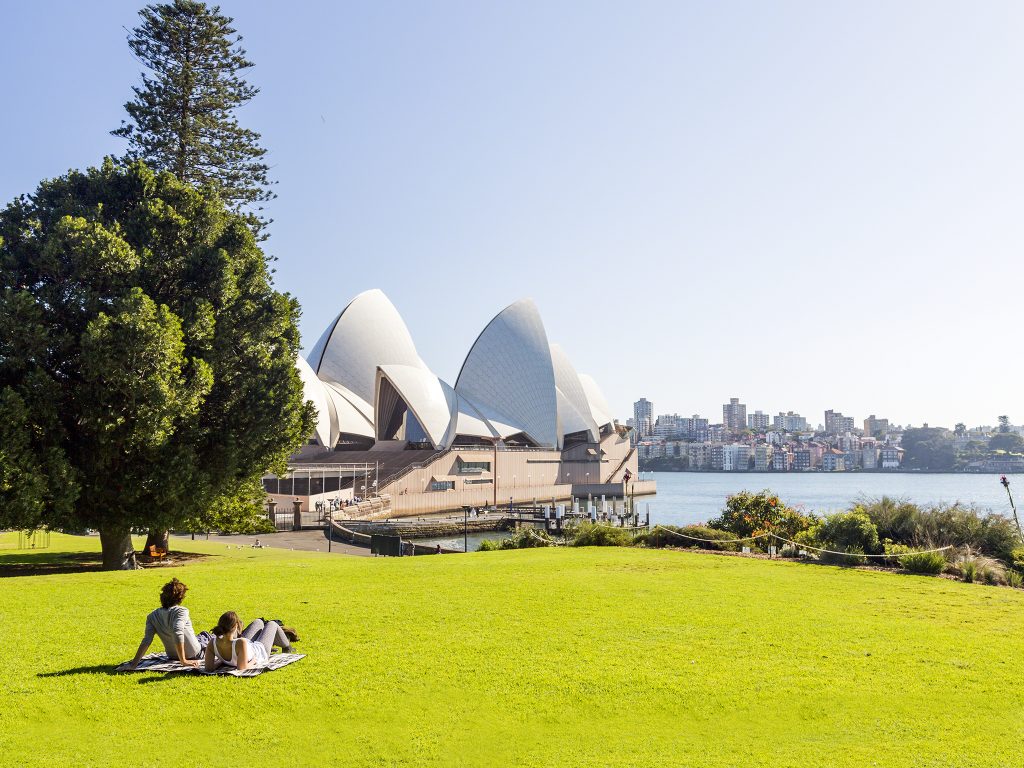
[643,471,1017,527]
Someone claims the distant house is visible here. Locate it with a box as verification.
[879,446,903,470]
[821,449,846,472]
[793,448,812,471]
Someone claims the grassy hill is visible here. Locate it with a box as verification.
[1,534,1022,767]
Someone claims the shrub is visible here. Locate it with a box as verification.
[1007,570,1023,589]
[953,547,1006,585]
[707,490,813,541]
[898,550,947,575]
[819,548,867,567]
[1012,546,1024,571]
[569,522,634,547]
[477,528,553,551]
[816,508,882,556]
[642,525,740,551]
[858,497,1020,563]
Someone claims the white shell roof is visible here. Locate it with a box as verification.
[322,382,375,439]
[308,289,427,404]
[577,373,613,428]
[297,356,375,446]
[296,355,333,447]
[301,290,618,450]
[454,299,559,448]
[376,365,455,448]
[551,343,600,441]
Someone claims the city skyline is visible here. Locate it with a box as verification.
[633,395,1005,434]
[3,2,1024,426]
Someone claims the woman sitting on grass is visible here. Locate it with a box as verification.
[204,613,296,672]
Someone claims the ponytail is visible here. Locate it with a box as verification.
[212,611,242,637]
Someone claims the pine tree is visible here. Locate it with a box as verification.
[113,0,274,235]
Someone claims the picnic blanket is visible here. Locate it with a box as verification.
[116,652,305,678]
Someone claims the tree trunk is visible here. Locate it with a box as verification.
[99,527,138,571]
[145,529,170,552]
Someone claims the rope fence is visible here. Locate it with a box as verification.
[650,525,955,559]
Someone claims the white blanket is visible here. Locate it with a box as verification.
[116,652,305,677]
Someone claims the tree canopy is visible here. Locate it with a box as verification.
[988,432,1024,453]
[0,160,313,568]
[113,0,273,235]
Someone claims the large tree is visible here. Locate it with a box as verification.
[112,0,273,235]
[0,160,313,568]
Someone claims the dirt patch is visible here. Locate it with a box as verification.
[0,550,212,578]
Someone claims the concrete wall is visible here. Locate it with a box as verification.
[378,436,642,517]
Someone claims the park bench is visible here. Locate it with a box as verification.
[146,545,167,560]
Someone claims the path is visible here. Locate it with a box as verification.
[171,530,371,557]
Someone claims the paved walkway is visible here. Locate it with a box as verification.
[171,530,371,557]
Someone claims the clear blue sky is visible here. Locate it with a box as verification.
[3,1,1022,429]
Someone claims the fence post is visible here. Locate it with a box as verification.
[292,499,302,531]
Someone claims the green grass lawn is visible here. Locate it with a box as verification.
[1,534,1022,767]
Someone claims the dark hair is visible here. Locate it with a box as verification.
[212,611,243,638]
[160,578,188,609]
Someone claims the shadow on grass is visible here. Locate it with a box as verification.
[0,550,212,578]
[37,664,124,678]
[38,665,199,684]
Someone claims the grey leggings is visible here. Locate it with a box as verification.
[240,619,290,654]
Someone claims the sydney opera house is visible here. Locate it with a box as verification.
[264,289,650,518]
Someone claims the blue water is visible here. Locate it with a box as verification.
[642,472,1018,527]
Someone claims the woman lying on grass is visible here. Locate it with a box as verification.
[204,612,297,672]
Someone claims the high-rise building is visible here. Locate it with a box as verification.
[633,398,653,438]
[653,413,681,439]
[863,415,889,438]
[824,409,855,435]
[679,415,709,441]
[747,411,770,430]
[723,398,747,432]
[773,411,808,432]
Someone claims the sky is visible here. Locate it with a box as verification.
[3,1,1023,429]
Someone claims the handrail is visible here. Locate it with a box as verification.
[379,446,454,488]
[604,446,636,483]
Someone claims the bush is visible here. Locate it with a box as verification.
[953,547,1006,585]
[642,525,740,551]
[1012,546,1024,571]
[858,497,1020,563]
[569,522,634,548]
[707,490,813,541]
[1007,570,1023,589]
[477,528,553,551]
[898,550,947,575]
[819,548,867,567]
[816,508,882,556]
